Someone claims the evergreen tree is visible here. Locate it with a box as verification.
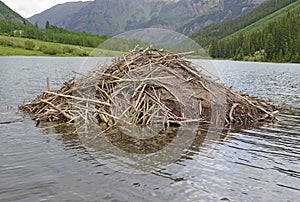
[45,21,50,29]
[209,39,219,58]
[264,34,274,60]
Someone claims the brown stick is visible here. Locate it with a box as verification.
[45,91,111,107]
[45,77,50,91]
[41,99,74,120]
[229,103,239,123]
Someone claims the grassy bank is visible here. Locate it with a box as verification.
[0,35,123,57]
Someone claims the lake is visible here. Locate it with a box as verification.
[0,56,299,201]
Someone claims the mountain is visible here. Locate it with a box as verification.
[177,0,266,35]
[0,1,28,24]
[191,0,298,47]
[28,1,90,29]
[208,0,300,62]
[28,0,265,36]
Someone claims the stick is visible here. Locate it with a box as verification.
[45,91,111,107]
[41,99,74,120]
[46,77,50,91]
[229,103,239,123]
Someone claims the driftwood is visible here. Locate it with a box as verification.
[19,48,280,133]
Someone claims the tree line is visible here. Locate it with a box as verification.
[209,12,300,63]
[0,19,109,48]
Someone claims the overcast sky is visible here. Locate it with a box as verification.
[2,0,92,18]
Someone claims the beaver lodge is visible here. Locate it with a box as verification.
[19,47,280,134]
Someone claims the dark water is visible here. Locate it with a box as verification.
[0,57,299,201]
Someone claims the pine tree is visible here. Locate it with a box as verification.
[264,34,275,60]
[45,21,50,29]
[209,39,219,58]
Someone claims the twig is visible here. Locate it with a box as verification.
[41,99,74,120]
[45,91,111,107]
[229,103,239,123]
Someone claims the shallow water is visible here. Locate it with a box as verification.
[0,57,299,201]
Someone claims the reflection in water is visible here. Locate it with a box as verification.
[50,121,229,174]
[49,107,300,200]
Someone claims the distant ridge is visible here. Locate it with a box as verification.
[0,1,29,24]
[28,1,90,29]
[28,0,265,36]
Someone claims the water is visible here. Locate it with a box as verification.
[0,57,299,201]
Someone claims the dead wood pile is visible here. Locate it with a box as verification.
[19,48,280,130]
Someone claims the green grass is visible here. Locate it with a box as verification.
[0,46,46,56]
[0,35,124,57]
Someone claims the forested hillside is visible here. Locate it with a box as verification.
[0,1,110,52]
[191,0,298,47]
[209,1,300,63]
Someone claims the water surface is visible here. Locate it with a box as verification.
[0,57,299,201]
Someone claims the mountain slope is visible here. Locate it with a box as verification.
[28,0,265,36]
[226,0,300,38]
[58,0,167,35]
[178,0,263,35]
[28,1,89,29]
[191,0,298,47]
[0,1,28,24]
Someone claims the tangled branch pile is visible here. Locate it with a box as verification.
[19,48,280,130]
